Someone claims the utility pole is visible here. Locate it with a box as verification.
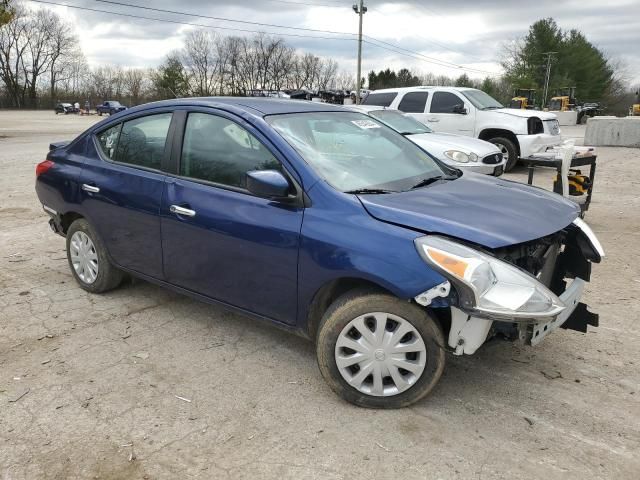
[541,51,557,109]
[353,1,367,104]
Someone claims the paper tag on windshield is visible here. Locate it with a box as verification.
[351,120,380,129]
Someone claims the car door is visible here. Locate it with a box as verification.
[79,110,175,279]
[423,90,475,136]
[396,91,430,125]
[160,110,304,325]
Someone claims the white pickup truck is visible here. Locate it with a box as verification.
[362,86,562,171]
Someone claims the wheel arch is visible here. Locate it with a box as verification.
[59,211,85,234]
[478,128,520,156]
[305,277,396,340]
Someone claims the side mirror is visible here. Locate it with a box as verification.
[453,104,467,115]
[246,170,291,199]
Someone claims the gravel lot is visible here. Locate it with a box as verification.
[1,110,639,479]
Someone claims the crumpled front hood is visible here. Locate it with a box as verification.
[409,133,500,157]
[358,173,580,249]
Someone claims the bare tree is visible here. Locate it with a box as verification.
[47,13,79,105]
[124,68,147,105]
[183,29,218,96]
[24,9,57,106]
[317,58,338,90]
[0,4,29,106]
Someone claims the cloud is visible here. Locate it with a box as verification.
[31,0,640,84]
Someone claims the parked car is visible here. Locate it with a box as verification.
[350,105,506,176]
[54,103,78,115]
[363,86,562,171]
[35,98,602,408]
[96,100,127,115]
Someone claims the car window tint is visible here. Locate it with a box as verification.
[180,113,280,189]
[113,113,172,170]
[398,92,429,113]
[362,92,397,107]
[430,92,464,113]
[97,123,122,160]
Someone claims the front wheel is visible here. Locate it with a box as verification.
[316,290,445,408]
[488,137,518,172]
[66,219,123,293]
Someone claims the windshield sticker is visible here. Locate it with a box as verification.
[351,120,381,129]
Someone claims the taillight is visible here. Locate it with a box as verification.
[36,160,54,177]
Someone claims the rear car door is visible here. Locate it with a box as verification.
[396,91,429,124]
[79,110,174,279]
[160,110,304,325]
[424,90,475,135]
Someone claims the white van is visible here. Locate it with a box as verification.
[363,86,562,170]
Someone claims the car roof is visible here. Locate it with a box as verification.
[124,97,348,117]
[369,86,477,94]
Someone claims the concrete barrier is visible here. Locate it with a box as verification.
[584,116,640,147]
[550,110,578,126]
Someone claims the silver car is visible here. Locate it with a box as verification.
[351,105,506,175]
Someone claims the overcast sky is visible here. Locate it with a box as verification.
[33,0,640,85]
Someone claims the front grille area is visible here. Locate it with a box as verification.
[491,232,565,287]
[482,153,503,165]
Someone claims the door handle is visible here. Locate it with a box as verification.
[426,118,440,123]
[170,205,196,217]
[82,183,100,193]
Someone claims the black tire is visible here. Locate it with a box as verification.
[98,111,102,116]
[488,136,518,172]
[66,218,123,293]
[316,289,446,408]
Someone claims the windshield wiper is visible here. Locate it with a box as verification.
[410,175,456,189]
[345,188,395,195]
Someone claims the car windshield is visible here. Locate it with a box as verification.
[367,110,433,135]
[266,112,444,193]
[462,90,503,110]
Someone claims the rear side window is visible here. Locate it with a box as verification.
[362,92,397,107]
[180,113,280,189]
[398,92,428,113]
[114,113,172,170]
[430,92,464,113]
[97,124,121,159]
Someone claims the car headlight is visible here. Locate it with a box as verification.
[444,150,476,163]
[414,236,565,320]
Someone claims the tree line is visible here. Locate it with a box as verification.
[0,3,352,108]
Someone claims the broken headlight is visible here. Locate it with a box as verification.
[414,236,565,320]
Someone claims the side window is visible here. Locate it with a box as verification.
[398,92,429,113]
[114,113,172,170]
[362,92,398,107]
[180,113,280,189]
[97,123,121,160]
[430,92,464,113]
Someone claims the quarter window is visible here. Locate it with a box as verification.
[430,92,465,113]
[180,113,280,189]
[398,92,428,113]
[362,92,398,107]
[97,123,121,160]
[114,113,172,170]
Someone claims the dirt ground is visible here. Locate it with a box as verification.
[1,110,639,480]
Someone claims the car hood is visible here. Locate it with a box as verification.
[493,108,558,120]
[408,133,500,157]
[358,173,580,249]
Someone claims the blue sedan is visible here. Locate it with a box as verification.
[35,98,603,408]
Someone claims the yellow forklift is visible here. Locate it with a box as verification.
[548,87,577,111]
[510,89,537,109]
[630,90,640,116]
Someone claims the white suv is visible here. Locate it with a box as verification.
[363,86,562,171]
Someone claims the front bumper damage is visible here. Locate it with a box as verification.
[415,219,601,355]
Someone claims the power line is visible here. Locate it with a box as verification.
[94,0,354,36]
[262,0,347,7]
[28,0,502,76]
[28,0,356,40]
[92,0,499,75]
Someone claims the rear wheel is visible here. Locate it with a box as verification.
[66,219,123,293]
[489,137,518,171]
[316,290,445,408]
